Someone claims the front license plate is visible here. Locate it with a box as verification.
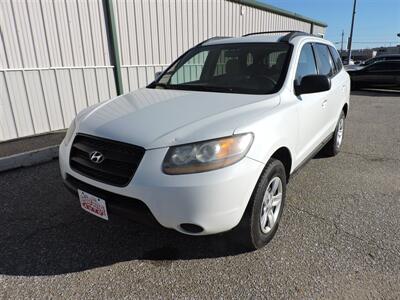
[78,189,109,220]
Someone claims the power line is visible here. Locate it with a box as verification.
[353,41,398,44]
[334,41,399,44]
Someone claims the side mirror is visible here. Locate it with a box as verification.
[154,71,162,80]
[295,75,331,95]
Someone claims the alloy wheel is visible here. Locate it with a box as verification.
[260,176,283,234]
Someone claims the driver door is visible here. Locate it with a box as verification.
[295,43,330,163]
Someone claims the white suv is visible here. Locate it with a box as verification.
[60,31,350,249]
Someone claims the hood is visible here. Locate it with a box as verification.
[77,88,280,148]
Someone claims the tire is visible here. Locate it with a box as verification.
[233,158,287,250]
[323,110,345,157]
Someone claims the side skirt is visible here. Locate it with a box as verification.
[290,132,334,180]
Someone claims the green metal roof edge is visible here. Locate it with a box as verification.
[229,0,327,28]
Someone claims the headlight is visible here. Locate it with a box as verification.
[162,133,254,175]
[64,119,76,145]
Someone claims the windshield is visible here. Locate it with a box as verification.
[149,43,292,94]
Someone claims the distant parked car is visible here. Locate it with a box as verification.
[347,60,400,90]
[360,54,400,67]
[345,55,400,71]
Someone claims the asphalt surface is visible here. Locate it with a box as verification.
[1,90,399,299]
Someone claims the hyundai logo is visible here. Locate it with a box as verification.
[89,151,105,164]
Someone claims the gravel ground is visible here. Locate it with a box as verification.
[0,90,399,299]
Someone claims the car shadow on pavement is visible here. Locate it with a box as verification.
[0,163,249,276]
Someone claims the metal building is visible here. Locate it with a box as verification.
[0,0,326,141]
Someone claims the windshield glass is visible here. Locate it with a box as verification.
[149,43,292,94]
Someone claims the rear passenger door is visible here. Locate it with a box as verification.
[329,45,348,124]
[313,43,341,133]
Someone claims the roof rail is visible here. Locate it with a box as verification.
[279,31,311,42]
[197,36,231,47]
[242,30,299,37]
[242,30,313,42]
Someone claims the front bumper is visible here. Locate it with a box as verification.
[59,139,265,235]
[63,174,162,228]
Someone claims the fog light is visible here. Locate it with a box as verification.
[180,223,204,234]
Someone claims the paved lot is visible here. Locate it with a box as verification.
[0,90,399,299]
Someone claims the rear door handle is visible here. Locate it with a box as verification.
[322,99,328,108]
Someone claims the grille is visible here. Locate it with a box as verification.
[69,134,145,187]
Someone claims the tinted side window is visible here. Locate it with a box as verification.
[368,62,388,71]
[314,44,335,77]
[295,43,317,83]
[328,46,343,72]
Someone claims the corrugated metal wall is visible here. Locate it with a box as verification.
[0,0,116,141]
[313,24,326,36]
[0,0,325,142]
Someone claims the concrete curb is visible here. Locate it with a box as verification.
[0,145,59,173]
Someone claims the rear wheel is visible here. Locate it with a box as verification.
[323,111,345,157]
[234,158,286,250]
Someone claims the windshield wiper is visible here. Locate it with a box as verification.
[183,85,232,92]
[150,82,170,89]
[151,83,266,94]
[170,84,238,93]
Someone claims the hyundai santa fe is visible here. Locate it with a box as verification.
[60,31,350,249]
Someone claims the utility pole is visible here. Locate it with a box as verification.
[347,0,357,62]
[340,30,344,53]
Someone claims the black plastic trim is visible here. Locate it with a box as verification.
[242,30,312,42]
[290,132,334,179]
[69,134,145,187]
[64,174,161,228]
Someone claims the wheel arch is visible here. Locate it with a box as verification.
[342,103,349,117]
[270,147,292,183]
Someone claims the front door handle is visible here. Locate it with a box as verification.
[322,99,328,108]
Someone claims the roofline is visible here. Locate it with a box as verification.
[228,0,327,28]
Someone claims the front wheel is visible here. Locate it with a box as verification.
[233,158,287,250]
[323,111,345,157]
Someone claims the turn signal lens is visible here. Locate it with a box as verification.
[162,133,253,175]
